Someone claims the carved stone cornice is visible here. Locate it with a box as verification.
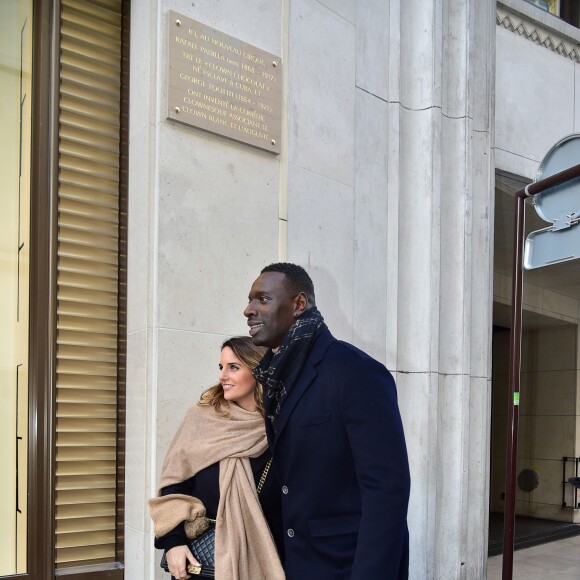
[497,5,580,63]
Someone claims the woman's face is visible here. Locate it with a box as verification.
[219,346,257,411]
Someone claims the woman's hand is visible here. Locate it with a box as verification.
[166,545,200,579]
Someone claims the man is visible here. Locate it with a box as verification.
[244,262,410,580]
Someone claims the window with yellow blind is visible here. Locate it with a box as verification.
[55,0,125,572]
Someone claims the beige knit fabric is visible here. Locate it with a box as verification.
[148,402,285,580]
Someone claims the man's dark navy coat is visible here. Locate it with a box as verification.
[267,327,410,580]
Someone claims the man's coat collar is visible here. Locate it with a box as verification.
[271,326,335,445]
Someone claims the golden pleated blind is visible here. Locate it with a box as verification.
[56,0,123,568]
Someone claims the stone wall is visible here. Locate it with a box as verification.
[496,0,580,179]
[126,1,496,579]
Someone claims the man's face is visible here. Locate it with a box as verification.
[244,272,298,348]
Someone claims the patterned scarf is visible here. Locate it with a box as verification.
[253,307,326,432]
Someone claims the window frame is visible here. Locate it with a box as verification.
[0,1,129,578]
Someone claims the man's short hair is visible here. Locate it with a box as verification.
[261,262,316,305]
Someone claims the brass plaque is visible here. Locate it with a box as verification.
[167,11,282,154]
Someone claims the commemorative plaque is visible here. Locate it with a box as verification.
[167,11,282,154]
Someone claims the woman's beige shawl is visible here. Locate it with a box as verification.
[148,403,285,580]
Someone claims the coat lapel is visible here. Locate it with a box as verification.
[273,328,335,446]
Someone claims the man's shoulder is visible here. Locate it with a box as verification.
[310,327,392,375]
[331,339,372,360]
[323,337,389,373]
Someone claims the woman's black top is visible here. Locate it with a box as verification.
[155,448,284,561]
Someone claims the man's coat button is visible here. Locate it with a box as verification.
[287,529,295,537]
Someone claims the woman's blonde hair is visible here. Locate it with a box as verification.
[198,336,267,416]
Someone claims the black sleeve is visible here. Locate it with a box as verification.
[154,463,221,550]
[154,477,195,550]
[155,521,187,551]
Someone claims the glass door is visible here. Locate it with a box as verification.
[0,0,33,575]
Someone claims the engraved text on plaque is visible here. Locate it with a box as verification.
[167,11,282,154]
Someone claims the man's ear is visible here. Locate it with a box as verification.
[294,292,308,316]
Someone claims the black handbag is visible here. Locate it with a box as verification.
[160,458,272,578]
[160,521,216,577]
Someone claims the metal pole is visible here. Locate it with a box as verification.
[501,190,525,580]
[526,163,580,196]
[501,162,580,580]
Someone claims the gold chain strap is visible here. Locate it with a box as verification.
[257,458,272,495]
[204,459,271,528]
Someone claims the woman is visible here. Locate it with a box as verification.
[149,337,285,580]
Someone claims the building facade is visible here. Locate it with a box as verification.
[1,0,579,579]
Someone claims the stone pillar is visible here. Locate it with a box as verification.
[281,0,495,578]
[393,1,496,578]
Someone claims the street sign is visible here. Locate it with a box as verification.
[502,156,580,580]
[524,224,580,269]
[524,134,580,269]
